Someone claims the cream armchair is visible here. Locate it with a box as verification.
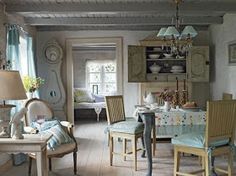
[24,98,78,175]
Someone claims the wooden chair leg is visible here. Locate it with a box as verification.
[109,136,113,166]
[73,151,77,175]
[228,152,233,176]
[49,158,52,171]
[201,156,205,176]
[205,155,209,176]
[133,136,137,171]
[28,157,32,176]
[123,138,127,161]
[174,147,180,176]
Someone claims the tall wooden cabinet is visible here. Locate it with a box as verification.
[128,45,209,83]
[128,42,210,109]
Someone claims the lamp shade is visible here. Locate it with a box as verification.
[157,27,167,38]
[181,26,198,39]
[164,26,180,39]
[0,70,27,100]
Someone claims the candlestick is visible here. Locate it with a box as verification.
[176,77,178,91]
[183,79,186,90]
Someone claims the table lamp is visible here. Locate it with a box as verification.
[0,70,27,138]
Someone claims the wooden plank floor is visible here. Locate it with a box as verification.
[2,120,236,176]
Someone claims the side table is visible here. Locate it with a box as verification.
[0,134,52,176]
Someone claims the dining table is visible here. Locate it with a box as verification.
[135,106,206,176]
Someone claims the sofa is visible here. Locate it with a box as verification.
[74,88,107,121]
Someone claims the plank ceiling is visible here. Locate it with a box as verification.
[1,0,236,31]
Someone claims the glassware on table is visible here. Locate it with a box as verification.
[36,115,45,139]
[94,106,102,122]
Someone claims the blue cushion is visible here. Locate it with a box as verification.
[171,132,229,149]
[31,119,73,150]
[109,121,144,134]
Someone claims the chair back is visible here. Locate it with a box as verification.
[205,100,236,147]
[105,95,125,125]
[222,92,233,100]
[24,98,53,125]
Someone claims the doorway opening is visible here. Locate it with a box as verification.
[66,37,123,124]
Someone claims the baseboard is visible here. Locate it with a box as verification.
[0,159,12,173]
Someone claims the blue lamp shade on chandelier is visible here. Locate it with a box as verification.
[157,25,198,40]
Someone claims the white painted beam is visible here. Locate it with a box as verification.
[25,16,222,26]
[6,2,236,14]
[36,25,209,31]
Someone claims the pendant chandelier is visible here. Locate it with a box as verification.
[157,0,198,55]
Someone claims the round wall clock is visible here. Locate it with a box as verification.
[44,40,63,64]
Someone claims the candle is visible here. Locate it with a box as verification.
[183,79,186,90]
[176,77,178,91]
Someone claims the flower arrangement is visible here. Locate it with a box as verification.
[159,89,175,102]
[22,76,44,93]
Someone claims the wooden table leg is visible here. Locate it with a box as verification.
[42,148,48,176]
[36,152,43,176]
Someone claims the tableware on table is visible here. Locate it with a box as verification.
[181,107,201,112]
[143,92,156,104]
[148,54,160,59]
[149,63,161,73]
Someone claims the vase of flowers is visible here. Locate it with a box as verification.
[23,76,44,99]
[159,89,174,111]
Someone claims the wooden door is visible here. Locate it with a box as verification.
[128,45,146,82]
[187,46,209,82]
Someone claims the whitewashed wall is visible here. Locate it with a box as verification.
[36,30,209,118]
[209,14,236,100]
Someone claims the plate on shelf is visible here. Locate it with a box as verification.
[170,69,184,73]
[181,107,201,112]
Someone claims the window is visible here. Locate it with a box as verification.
[86,60,116,95]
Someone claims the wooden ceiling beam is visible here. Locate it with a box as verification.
[36,25,209,31]
[25,16,223,26]
[6,2,236,14]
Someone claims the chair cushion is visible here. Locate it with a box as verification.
[109,121,144,134]
[171,132,229,149]
[31,120,73,150]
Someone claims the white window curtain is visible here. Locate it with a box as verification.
[86,60,117,95]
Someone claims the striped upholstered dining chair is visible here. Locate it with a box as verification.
[105,95,144,171]
[172,100,236,176]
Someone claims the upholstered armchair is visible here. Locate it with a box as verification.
[24,98,78,175]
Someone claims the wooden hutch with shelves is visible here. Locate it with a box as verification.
[128,38,210,108]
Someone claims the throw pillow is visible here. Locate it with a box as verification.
[74,88,94,103]
[31,119,73,150]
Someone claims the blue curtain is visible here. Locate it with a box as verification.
[6,25,34,165]
[6,25,21,72]
[6,25,22,114]
[27,36,39,97]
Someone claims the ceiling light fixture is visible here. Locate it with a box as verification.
[157,0,198,55]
